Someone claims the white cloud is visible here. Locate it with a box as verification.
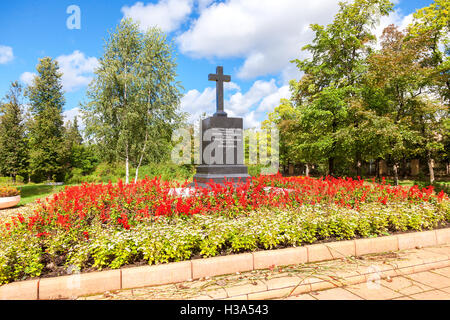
[196,0,214,12]
[121,0,194,32]
[180,86,216,122]
[227,79,279,116]
[180,79,290,128]
[256,85,290,113]
[243,110,260,129]
[20,72,36,86]
[399,13,414,30]
[224,81,240,91]
[0,45,14,64]
[177,0,340,80]
[19,51,97,92]
[180,81,241,122]
[56,50,99,92]
[280,63,303,84]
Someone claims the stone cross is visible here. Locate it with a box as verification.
[208,66,230,117]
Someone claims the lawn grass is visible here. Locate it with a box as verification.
[384,179,450,187]
[15,184,70,206]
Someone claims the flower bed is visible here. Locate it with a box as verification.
[0,174,448,285]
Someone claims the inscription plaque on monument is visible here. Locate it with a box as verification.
[192,66,250,187]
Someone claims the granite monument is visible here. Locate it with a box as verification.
[191,66,250,187]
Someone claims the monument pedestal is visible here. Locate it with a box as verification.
[192,164,250,187]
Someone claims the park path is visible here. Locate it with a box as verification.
[286,267,450,300]
[78,244,450,300]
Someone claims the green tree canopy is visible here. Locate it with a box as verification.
[26,57,66,182]
[289,0,393,175]
[82,18,183,183]
[0,81,28,182]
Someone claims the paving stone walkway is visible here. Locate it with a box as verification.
[287,267,450,300]
[78,244,450,300]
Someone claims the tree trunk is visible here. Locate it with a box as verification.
[376,158,380,182]
[124,54,129,184]
[125,144,129,184]
[401,157,408,179]
[134,131,149,183]
[427,151,435,184]
[393,162,399,186]
[125,157,129,184]
[356,159,361,177]
[355,149,362,177]
[328,157,334,176]
[134,166,139,184]
[305,163,310,177]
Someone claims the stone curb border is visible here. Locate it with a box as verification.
[0,228,449,300]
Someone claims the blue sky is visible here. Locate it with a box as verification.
[0,0,433,128]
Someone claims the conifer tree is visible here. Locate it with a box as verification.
[26,57,66,182]
[0,81,28,182]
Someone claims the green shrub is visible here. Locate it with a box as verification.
[66,168,85,185]
[137,163,194,181]
[0,234,43,284]
[0,176,24,186]
[66,162,196,184]
[432,182,450,196]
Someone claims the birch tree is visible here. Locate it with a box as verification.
[83,19,182,183]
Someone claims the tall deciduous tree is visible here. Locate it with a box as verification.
[367,25,436,184]
[409,0,449,181]
[83,19,182,183]
[290,0,393,175]
[410,98,448,184]
[0,81,28,182]
[26,57,66,182]
[409,0,449,103]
